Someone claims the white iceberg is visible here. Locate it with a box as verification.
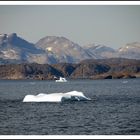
[23,91,91,102]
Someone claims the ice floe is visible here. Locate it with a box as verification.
[23,91,91,102]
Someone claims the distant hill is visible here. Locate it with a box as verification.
[0,58,139,80]
[83,44,116,59]
[0,63,63,80]
[80,58,140,79]
[117,42,140,60]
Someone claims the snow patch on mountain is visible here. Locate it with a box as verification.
[36,36,98,63]
[1,33,140,64]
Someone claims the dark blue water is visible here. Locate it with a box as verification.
[0,79,140,135]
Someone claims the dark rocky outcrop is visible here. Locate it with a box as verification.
[0,58,139,80]
[71,63,110,78]
[52,63,77,77]
[0,63,63,80]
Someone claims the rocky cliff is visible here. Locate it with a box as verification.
[0,58,140,80]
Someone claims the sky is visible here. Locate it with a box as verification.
[0,5,140,49]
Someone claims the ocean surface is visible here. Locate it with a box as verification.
[0,79,140,135]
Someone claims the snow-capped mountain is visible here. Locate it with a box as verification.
[84,44,116,59]
[118,42,140,59]
[0,33,140,65]
[36,36,98,63]
[84,42,140,60]
[0,33,47,64]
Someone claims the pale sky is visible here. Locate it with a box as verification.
[0,5,140,48]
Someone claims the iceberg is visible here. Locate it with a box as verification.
[23,91,91,102]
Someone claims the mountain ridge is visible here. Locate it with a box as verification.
[0,33,140,64]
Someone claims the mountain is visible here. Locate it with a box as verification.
[0,33,47,64]
[0,33,140,65]
[35,36,98,64]
[84,42,140,60]
[118,42,140,60]
[84,44,116,59]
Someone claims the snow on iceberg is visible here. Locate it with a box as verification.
[23,91,91,102]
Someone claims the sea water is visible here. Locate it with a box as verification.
[0,79,140,135]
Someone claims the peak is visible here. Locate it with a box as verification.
[59,36,69,40]
[8,33,17,38]
[40,36,70,41]
[126,42,140,47]
[0,34,8,40]
[36,36,74,46]
[0,33,7,37]
[0,33,18,40]
[118,42,140,52]
[120,42,140,50]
